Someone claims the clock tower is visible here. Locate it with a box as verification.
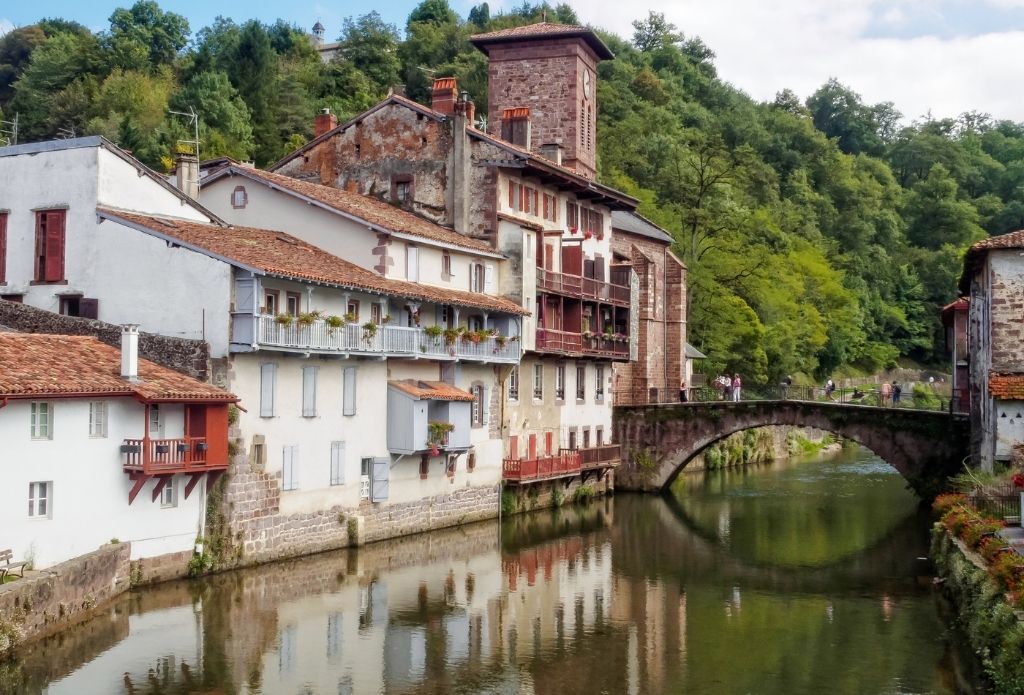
[470,23,614,180]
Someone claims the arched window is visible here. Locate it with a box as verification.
[231,185,248,209]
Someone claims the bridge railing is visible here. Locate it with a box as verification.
[655,384,964,414]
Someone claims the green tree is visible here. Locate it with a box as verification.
[105,0,190,70]
[631,12,682,52]
[904,163,986,249]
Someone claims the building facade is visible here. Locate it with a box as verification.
[0,330,235,569]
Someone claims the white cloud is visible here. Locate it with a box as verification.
[568,0,1024,123]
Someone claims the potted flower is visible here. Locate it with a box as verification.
[427,421,455,455]
[495,334,508,348]
[569,226,578,234]
[326,315,344,330]
[275,313,294,327]
[362,321,378,341]
[584,230,594,240]
[382,314,392,324]
[343,312,357,324]
[1013,472,1024,489]
[297,311,320,327]
[443,328,460,346]
[424,324,443,344]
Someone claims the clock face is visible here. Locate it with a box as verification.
[583,70,592,99]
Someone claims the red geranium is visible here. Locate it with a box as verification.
[1013,473,1024,488]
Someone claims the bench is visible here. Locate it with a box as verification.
[0,549,27,582]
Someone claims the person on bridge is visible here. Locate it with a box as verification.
[679,378,688,403]
[893,381,902,405]
[825,378,836,400]
[731,373,742,401]
[881,381,892,406]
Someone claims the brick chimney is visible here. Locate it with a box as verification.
[121,324,140,382]
[501,108,531,150]
[431,77,458,115]
[539,143,563,165]
[314,107,337,138]
[465,99,476,129]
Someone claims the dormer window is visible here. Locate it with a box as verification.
[231,186,248,209]
[392,176,413,204]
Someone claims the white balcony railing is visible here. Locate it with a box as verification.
[255,315,520,363]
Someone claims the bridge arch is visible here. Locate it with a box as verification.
[613,401,970,498]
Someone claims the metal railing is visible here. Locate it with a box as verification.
[966,483,1022,521]
[256,315,519,363]
[122,436,213,474]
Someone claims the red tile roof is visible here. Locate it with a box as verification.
[469,22,614,59]
[989,373,1024,400]
[0,334,237,402]
[97,208,528,316]
[210,165,498,255]
[388,379,474,401]
[960,230,1024,293]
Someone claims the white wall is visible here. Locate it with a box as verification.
[1,398,207,568]
[96,147,210,221]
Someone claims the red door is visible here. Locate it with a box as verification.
[545,431,553,455]
[528,434,537,460]
[509,435,518,459]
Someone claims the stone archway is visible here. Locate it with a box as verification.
[613,401,971,498]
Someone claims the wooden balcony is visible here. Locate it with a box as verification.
[252,315,520,363]
[535,328,630,361]
[122,437,222,474]
[537,268,630,306]
[503,445,619,484]
[579,444,621,468]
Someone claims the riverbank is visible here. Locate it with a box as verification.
[931,526,1024,694]
[682,426,842,473]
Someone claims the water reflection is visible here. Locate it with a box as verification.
[13,447,979,694]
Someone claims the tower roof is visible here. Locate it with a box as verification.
[312,20,325,32]
[469,22,614,60]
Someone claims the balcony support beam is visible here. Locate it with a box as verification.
[151,475,170,503]
[127,472,149,505]
[184,472,205,499]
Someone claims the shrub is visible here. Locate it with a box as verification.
[573,484,596,504]
[933,493,967,515]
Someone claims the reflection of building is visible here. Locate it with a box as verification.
[959,231,1024,468]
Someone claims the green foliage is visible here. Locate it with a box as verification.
[501,489,518,516]
[573,484,596,504]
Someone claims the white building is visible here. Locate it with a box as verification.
[0,330,235,569]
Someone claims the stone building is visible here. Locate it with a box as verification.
[270,23,652,492]
[610,211,688,405]
[960,230,1024,469]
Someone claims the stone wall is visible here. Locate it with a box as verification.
[0,299,210,380]
[683,426,834,472]
[502,470,614,516]
[129,549,193,587]
[0,542,130,648]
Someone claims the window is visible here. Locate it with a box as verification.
[260,363,277,417]
[471,384,485,426]
[467,452,476,472]
[507,180,519,210]
[302,365,318,417]
[88,401,107,438]
[347,300,360,321]
[470,263,485,292]
[533,363,544,400]
[0,294,22,303]
[525,232,534,262]
[596,427,604,446]
[231,185,248,209]
[468,315,484,332]
[442,251,452,279]
[446,454,457,478]
[583,428,590,448]
[567,201,579,231]
[509,435,518,459]
[59,295,97,318]
[31,402,52,439]
[568,429,577,450]
[419,454,429,480]
[34,209,66,283]
[392,176,413,204]
[265,290,279,316]
[160,479,177,508]
[149,404,162,437]
[343,367,357,416]
[508,367,519,400]
[576,365,586,400]
[286,292,301,317]
[545,431,553,455]
[595,365,605,400]
[360,458,372,500]
[406,245,419,281]
[555,364,565,400]
[371,303,382,325]
[28,481,51,518]
[330,441,345,486]
[0,210,7,284]
[282,445,299,491]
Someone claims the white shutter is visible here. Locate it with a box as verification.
[484,263,495,293]
[302,366,318,417]
[282,445,299,491]
[371,457,389,502]
[260,363,277,417]
[482,385,490,426]
[407,246,419,281]
[330,441,345,485]
[343,367,357,416]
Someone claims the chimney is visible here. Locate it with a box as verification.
[175,154,200,200]
[314,107,337,138]
[539,143,563,166]
[465,98,476,129]
[431,77,458,115]
[501,108,531,150]
[452,92,472,234]
[121,324,140,382]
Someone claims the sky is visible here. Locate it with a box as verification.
[3,0,1024,123]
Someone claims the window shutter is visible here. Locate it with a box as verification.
[343,366,357,416]
[508,181,514,208]
[79,298,99,319]
[595,255,605,282]
[484,264,494,294]
[482,385,490,426]
[330,441,345,485]
[44,211,65,282]
[260,363,277,417]
[33,213,44,281]
[371,457,389,502]
[0,212,6,284]
[302,366,318,417]
[283,445,295,490]
[407,246,419,281]
[468,263,475,291]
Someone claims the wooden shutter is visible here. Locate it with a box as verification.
[43,211,65,282]
[330,441,345,485]
[484,264,494,294]
[508,181,515,208]
[595,254,605,282]
[79,298,99,319]
[302,366,318,417]
[545,431,553,455]
[343,366,357,416]
[528,434,537,459]
[283,445,299,490]
[260,363,277,417]
[509,435,518,459]
[0,212,6,285]
[482,385,490,426]
[371,457,389,502]
[34,213,45,281]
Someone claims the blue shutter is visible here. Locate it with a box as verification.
[343,367,357,416]
[371,457,389,502]
[330,441,345,485]
[302,366,318,417]
[260,363,277,417]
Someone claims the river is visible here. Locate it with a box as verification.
[9,446,982,694]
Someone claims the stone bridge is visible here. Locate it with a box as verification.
[613,401,971,498]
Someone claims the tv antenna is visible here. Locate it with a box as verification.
[169,105,201,162]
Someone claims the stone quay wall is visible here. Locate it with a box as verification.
[502,470,615,516]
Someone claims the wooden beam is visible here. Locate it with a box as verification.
[151,476,170,503]
[128,473,149,505]
[183,473,204,500]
